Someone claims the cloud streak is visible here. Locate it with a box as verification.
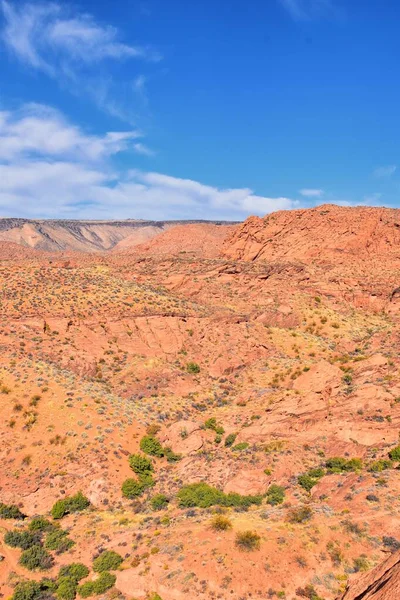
[0,104,299,220]
[278,0,336,21]
[373,165,397,178]
[0,1,160,122]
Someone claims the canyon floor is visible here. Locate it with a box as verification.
[1,205,400,600]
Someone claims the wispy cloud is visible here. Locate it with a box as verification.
[0,1,160,122]
[373,165,397,178]
[0,105,299,220]
[278,0,336,21]
[299,188,324,197]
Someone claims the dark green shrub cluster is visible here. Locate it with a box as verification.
[298,468,325,492]
[11,562,89,600]
[150,494,169,511]
[51,492,90,520]
[93,550,123,573]
[139,437,182,462]
[177,482,262,509]
[388,445,400,461]
[266,484,285,506]
[123,453,155,499]
[368,459,392,472]
[19,544,54,571]
[78,572,116,598]
[5,530,40,550]
[186,362,200,374]
[232,442,249,452]
[29,517,54,532]
[11,581,44,600]
[204,418,225,435]
[325,457,362,473]
[45,528,75,554]
[224,433,237,447]
[235,530,261,551]
[0,502,26,520]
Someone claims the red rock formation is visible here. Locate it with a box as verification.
[339,550,400,599]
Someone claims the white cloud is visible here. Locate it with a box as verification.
[373,165,397,178]
[0,104,143,161]
[299,188,324,197]
[279,0,335,21]
[0,105,298,220]
[0,1,160,121]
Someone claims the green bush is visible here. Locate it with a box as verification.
[164,447,182,462]
[224,433,237,447]
[235,530,261,551]
[177,482,262,509]
[0,502,25,520]
[59,563,90,582]
[150,494,169,511]
[79,572,116,597]
[368,459,392,472]
[93,550,123,573]
[19,544,54,571]
[389,445,400,461]
[128,454,153,475]
[325,457,362,473]
[232,442,249,452]
[56,577,78,600]
[29,517,55,532]
[186,362,200,374]
[204,418,225,435]
[122,478,146,499]
[4,529,40,549]
[266,484,285,506]
[140,436,165,457]
[51,492,90,520]
[11,581,43,600]
[298,468,325,492]
[45,528,74,553]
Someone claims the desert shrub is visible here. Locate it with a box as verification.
[353,555,370,572]
[150,494,169,511]
[266,484,285,506]
[235,530,261,551]
[295,584,324,600]
[56,577,77,600]
[368,459,392,472]
[19,544,54,571]
[210,514,232,531]
[51,492,90,520]
[0,502,25,520]
[388,445,400,461]
[186,362,200,374]
[140,436,164,457]
[122,478,146,499]
[298,468,325,492]
[4,529,40,549]
[224,433,237,447]
[325,457,362,473]
[45,528,74,553]
[29,517,55,532]
[204,418,225,435]
[164,447,182,462]
[177,482,262,509]
[287,506,313,524]
[79,573,116,598]
[11,581,43,600]
[128,454,153,475]
[93,550,123,573]
[59,563,89,582]
[231,442,249,452]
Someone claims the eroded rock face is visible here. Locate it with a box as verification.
[222,204,400,263]
[339,550,400,599]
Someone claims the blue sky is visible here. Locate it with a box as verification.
[0,0,400,219]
